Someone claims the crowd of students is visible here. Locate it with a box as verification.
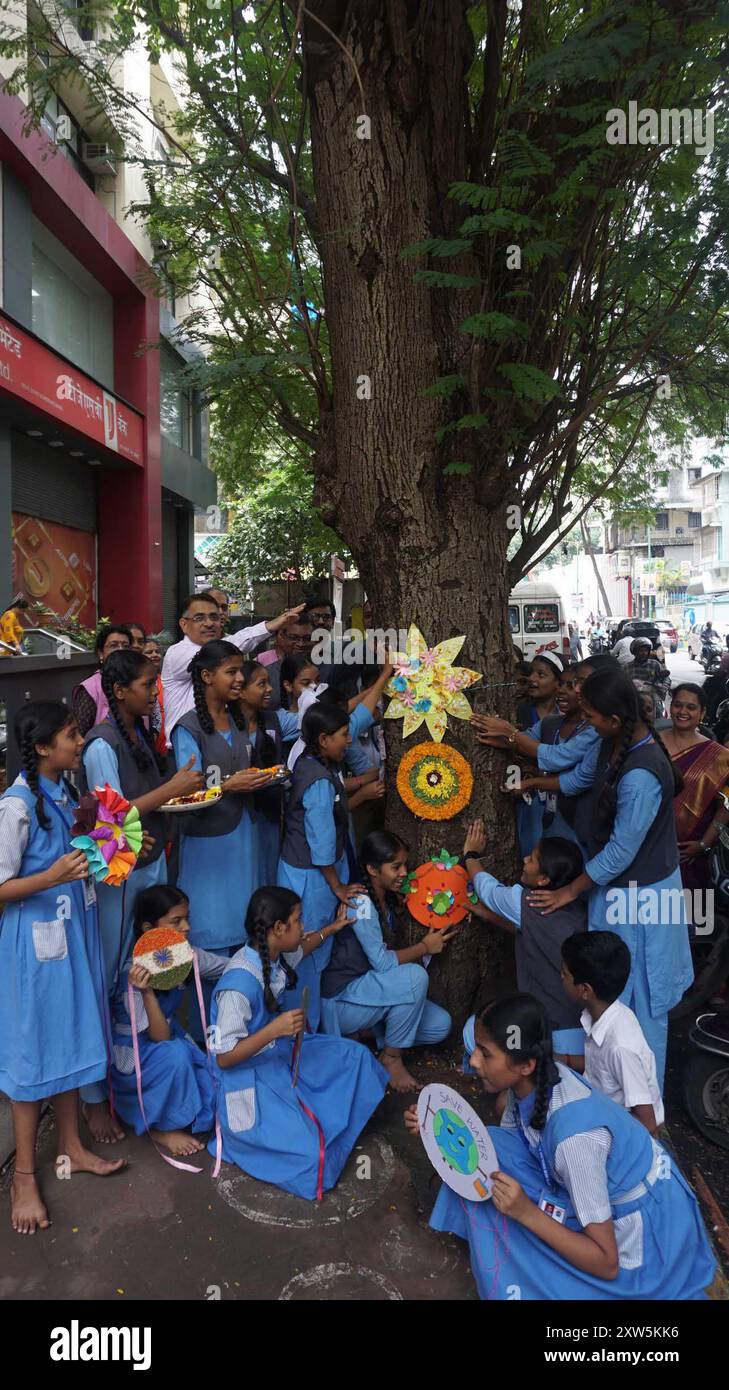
[0,594,717,1300]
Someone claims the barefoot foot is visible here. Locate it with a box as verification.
[81,1101,125,1144]
[149,1129,205,1157]
[11,1173,50,1235]
[57,1144,126,1177]
[379,1050,420,1093]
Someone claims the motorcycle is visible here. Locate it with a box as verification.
[699,636,722,673]
[588,634,609,655]
[682,1012,729,1151]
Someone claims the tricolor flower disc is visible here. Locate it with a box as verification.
[397,742,473,820]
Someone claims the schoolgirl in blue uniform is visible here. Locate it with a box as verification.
[234,658,302,885]
[406,994,715,1300]
[320,831,452,1090]
[208,887,388,1198]
[526,667,692,1088]
[0,702,124,1235]
[473,662,598,846]
[110,886,225,1156]
[277,704,363,1030]
[505,652,566,855]
[81,648,203,1143]
[462,820,586,1064]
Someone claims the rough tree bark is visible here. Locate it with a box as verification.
[303,2,519,1024]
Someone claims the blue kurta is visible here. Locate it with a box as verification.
[516,719,544,856]
[319,893,451,1047]
[583,767,692,1088]
[109,947,223,1135]
[430,1062,715,1301]
[0,775,107,1100]
[537,722,599,845]
[277,775,349,1030]
[208,944,388,1198]
[256,709,299,886]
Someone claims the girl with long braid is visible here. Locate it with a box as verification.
[208,887,387,1198]
[320,831,453,1091]
[171,644,298,961]
[404,994,715,1300]
[522,667,692,1088]
[81,649,202,1143]
[0,702,124,1235]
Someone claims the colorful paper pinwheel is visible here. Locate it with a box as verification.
[384,625,482,741]
[71,784,143,886]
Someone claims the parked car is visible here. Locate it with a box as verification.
[611,618,661,650]
[654,620,678,653]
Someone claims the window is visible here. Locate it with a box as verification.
[40,92,95,190]
[160,343,192,451]
[31,219,114,387]
[508,605,520,634]
[654,512,669,530]
[524,603,559,633]
[60,0,95,40]
[688,512,701,528]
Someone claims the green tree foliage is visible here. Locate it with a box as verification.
[207,461,350,589]
[3,0,726,576]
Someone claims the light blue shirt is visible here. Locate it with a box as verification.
[473,870,523,928]
[83,738,122,793]
[538,724,599,773]
[349,894,398,972]
[558,736,602,796]
[303,778,338,865]
[585,768,663,885]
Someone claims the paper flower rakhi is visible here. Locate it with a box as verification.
[71,784,143,886]
[401,850,479,928]
[384,626,482,741]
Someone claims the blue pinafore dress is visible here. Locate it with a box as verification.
[109,967,215,1136]
[208,945,387,1199]
[430,1062,715,1301]
[0,776,108,1100]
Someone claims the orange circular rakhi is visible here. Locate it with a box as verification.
[396,742,473,821]
[401,850,480,928]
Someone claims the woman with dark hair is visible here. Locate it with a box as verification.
[71,623,133,736]
[404,994,715,1301]
[523,667,692,1088]
[320,831,452,1089]
[660,683,729,890]
[80,648,202,1143]
[208,886,387,1199]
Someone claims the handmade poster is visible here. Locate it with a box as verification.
[132,926,194,991]
[400,848,479,927]
[418,1083,497,1202]
[71,785,142,886]
[397,741,473,820]
[384,625,482,741]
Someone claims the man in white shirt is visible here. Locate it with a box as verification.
[161,590,305,739]
[612,633,639,665]
[561,929,664,1131]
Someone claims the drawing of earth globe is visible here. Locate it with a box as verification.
[433,1108,478,1174]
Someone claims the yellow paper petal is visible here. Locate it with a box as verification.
[384,698,412,721]
[405,626,428,660]
[424,708,448,741]
[402,708,425,738]
[432,636,466,664]
[445,692,475,721]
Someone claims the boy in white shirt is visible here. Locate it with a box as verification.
[560,929,664,1133]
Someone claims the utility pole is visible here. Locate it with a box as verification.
[580,518,612,617]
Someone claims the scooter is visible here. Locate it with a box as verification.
[588,634,609,655]
[699,636,722,673]
[682,1012,729,1151]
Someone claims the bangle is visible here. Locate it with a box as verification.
[319,929,326,944]
[699,840,712,854]
[506,727,517,745]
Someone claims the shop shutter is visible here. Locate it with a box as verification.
[11,431,97,532]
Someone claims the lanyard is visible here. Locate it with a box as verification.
[40,784,75,843]
[512,1094,555,1190]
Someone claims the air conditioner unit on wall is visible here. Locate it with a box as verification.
[82,142,117,175]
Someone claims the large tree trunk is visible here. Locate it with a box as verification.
[304,1,519,1024]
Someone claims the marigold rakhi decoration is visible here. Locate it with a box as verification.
[401,849,480,928]
[397,742,473,821]
[132,926,193,991]
[71,784,143,886]
[384,626,482,742]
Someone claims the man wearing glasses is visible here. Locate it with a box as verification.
[162,591,305,737]
[257,613,314,709]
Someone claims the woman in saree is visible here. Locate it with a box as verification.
[662,684,729,890]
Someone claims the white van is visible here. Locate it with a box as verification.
[508,580,570,663]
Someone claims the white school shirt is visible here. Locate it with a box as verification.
[581,1000,664,1126]
[161,621,270,739]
